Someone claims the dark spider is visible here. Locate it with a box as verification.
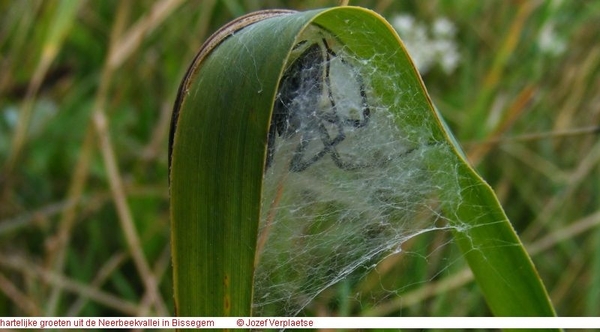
[266,37,371,172]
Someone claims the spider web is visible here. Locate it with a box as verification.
[252,24,466,317]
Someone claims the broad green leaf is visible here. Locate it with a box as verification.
[169,6,557,324]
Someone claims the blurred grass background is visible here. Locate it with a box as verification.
[0,0,599,320]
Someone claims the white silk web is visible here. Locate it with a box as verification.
[253,24,460,317]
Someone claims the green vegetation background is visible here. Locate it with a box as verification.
[1,0,599,319]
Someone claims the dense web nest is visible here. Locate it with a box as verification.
[253,24,458,316]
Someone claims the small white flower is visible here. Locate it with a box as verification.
[391,14,415,34]
[538,23,567,57]
[433,39,460,74]
[432,17,456,39]
[390,13,461,75]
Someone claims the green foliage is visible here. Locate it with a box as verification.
[0,0,598,323]
[170,5,557,321]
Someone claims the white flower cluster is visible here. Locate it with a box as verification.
[537,0,567,57]
[390,14,461,75]
[537,22,566,57]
